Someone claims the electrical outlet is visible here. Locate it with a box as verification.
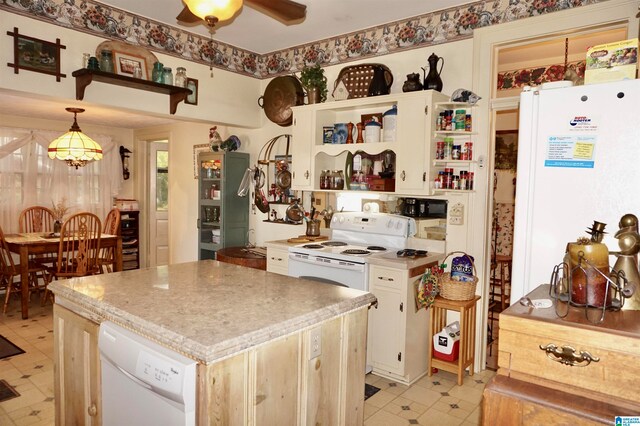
[449,215,463,225]
[309,326,322,359]
[449,202,464,225]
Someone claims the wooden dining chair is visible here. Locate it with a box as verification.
[19,206,55,233]
[19,206,57,267]
[0,225,48,314]
[41,213,102,305]
[98,208,120,274]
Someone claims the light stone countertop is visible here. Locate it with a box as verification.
[49,260,376,364]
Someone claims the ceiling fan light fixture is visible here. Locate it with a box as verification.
[48,108,103,169]
[183,0,243,23]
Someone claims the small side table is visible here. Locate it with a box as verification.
[216,247,266,271]
[427,295,481,385]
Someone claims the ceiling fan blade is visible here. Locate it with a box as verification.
[176,5,202,23]
[246,0,306,22]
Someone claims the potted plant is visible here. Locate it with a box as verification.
[300,64,327,104]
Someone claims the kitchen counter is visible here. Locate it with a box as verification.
[50,260,375,364]
[51,260,376,425]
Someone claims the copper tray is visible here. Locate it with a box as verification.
[332,64,393,99]
[258,76,304,127]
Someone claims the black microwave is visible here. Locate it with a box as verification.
[402,198,447,218]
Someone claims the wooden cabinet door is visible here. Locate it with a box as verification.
[395,95,429,193]
[291,108,313,189]
[54,305,101,426]
[368,265,406,376]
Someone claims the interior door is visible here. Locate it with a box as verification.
[149,141,169,266]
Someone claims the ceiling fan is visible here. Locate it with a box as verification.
[176,0,307,28]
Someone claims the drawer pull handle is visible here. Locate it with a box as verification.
[378,276,394,281]
[539,344,600,367]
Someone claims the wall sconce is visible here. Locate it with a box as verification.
[119,145,132,180]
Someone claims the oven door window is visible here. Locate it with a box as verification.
[288,253,368,292]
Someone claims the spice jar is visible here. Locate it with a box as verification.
[162,67,173,85]
[99,50,114,73]
[175,67,187,87]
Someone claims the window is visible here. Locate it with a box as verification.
[0,127,121,232]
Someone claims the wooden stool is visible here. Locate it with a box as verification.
[491,255,512,311]
[427,295,480,385]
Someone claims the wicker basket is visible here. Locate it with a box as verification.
[332,64,393,99]
[438,251,478,301]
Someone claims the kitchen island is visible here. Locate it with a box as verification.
[50,260,376,426]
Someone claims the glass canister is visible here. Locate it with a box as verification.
[99,50,114,73]
[382,105,397,142]
[330,170,344,190]
[152,62,164,83]
[162,67,173,85]
[175,67,187,87]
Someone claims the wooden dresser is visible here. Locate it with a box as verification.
[483,285,640,425]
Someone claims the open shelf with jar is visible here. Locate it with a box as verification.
[429,102,478,194]
[292,90,449,195]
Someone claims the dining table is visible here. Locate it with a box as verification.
[5,232,122,319]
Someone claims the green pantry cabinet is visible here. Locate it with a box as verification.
[198,151,249,259]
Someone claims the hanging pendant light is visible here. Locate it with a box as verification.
[183,0,242,23]
[48,108,103,169]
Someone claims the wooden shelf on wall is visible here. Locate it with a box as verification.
[71,69,192,114]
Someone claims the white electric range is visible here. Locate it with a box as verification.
[287,212,423,291]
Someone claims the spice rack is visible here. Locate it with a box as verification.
[430,102,478,194]
[71,69,192,115]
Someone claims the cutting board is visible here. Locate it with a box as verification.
[287,235,329,243]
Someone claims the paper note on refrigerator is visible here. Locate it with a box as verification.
[544,135,596,168]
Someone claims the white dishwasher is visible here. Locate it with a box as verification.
[99,322,197,426]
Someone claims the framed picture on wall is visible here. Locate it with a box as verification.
[114,51,148,79]
[185,78,198,105]
[7,27,66,81]
[495,130,519,170]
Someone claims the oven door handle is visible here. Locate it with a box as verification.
[288,253,366,272]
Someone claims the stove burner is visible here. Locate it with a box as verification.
[341,249,371,255]
[302,244,324,249]
[367,246,387,252]
[322,241,348,247]
[396,249,428,258]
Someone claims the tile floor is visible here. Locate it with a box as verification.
[0,303,55,426]
[0,301,495,426]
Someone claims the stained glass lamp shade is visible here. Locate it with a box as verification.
[48,108,103,169]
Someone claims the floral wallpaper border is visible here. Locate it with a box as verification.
[0,0,603,79]
[497,60,586,90]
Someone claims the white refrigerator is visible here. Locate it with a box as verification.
[511,79,640,301]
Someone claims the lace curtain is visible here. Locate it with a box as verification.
[0,127,122,233]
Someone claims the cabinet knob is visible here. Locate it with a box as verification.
[538,343,600,367]
[304,170,309,179]
[401,171,406,181]
[88,403,98,417]
[422,172,426,181]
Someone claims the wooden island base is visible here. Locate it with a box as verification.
[52,260,375,426]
